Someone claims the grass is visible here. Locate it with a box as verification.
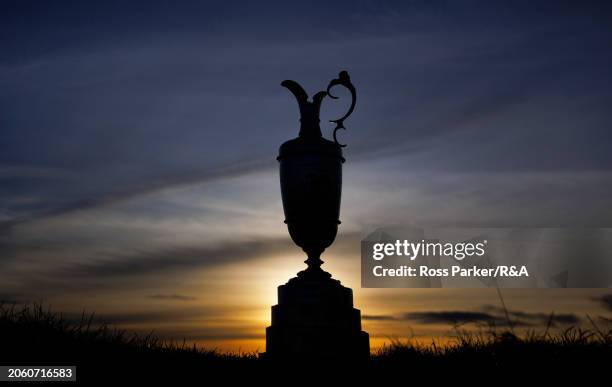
[1,302,610,380]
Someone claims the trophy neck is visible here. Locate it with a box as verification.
[298,109,323,138]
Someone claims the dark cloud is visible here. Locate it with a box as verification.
[60,308,265,342]
[597,294,612,312]
[362,315,397,321]
[63,306,227,325]
[482,305,580,326]
[148,294,197,301]
[403,311,504,326]
[159,330,265,342]
[183,333,264,341]
[0,293,24,304]
[400,306,580,327]
[45,311,265,344]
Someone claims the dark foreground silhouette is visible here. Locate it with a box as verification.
[1,303,610,382]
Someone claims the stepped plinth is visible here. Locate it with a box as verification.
[266,268,369,359]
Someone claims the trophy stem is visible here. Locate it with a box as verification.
[297,251,332,279]
[305,253,323,269]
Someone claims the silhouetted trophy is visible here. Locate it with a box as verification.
[266,71,370,360]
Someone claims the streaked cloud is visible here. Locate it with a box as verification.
[362,315,398,321]
[57,237,293,278]
[148,294,198,301]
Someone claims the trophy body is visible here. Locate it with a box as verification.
[279,136,342,276]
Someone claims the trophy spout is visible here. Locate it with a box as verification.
[281,80,326,138]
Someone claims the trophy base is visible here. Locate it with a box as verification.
[265,269,370,360]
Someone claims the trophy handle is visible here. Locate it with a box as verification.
[281,71,356,146]
[326,71,356,147]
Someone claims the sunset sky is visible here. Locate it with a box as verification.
[1,1,611,352]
